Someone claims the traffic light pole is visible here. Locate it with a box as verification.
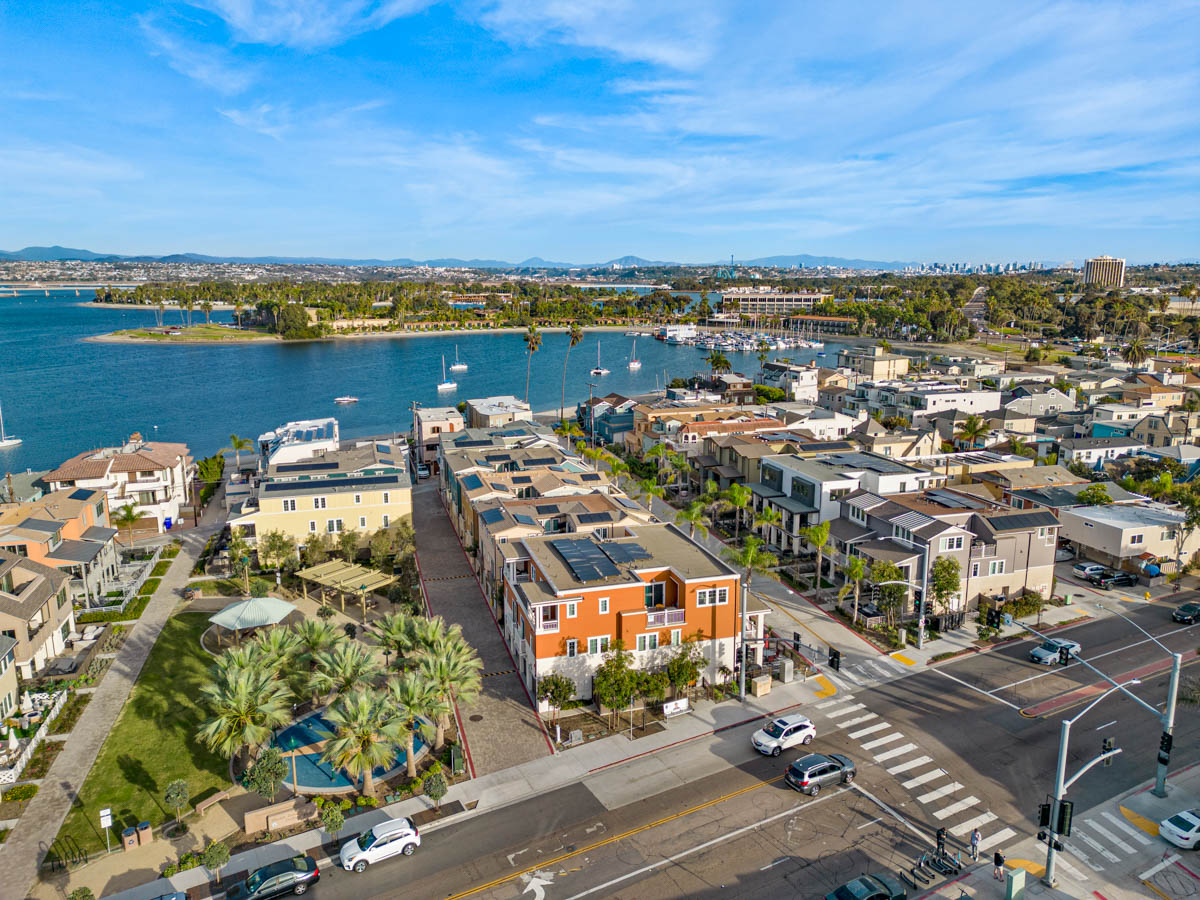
[1044,717,1070,887]
[1153,652,1183,798]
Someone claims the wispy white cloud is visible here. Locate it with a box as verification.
[139,15,256,93]
[195,0,433,48]
[219,103,292,138]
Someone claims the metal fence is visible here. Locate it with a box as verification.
[89,544,165,614]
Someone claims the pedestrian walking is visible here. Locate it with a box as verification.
[993,848,1006,880]
[970,828,981,860]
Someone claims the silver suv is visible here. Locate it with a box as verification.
[784,752,856,796]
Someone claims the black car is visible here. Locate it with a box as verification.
[784,752,856,795]
[1086,568,1138,589]
[1174,603,1200,624]
[826,872,907,900]
[226,855,320,899]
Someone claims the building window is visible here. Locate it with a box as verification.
[643,582,665,608]
[354,494,362,505]
[587,636,610,655]
[382,514,390,527]
[309,521,317,533]
[1037,526,1049,539]
[671,629,682,646]
[57,589,67,609]
[565,639,578,658]
[637,633,659,652]
[282,499,297,512]
[566,602,577,618]
[359,516,367,529]
[326,519,343,533]
[1163,529,1177,541]
[598,597,609,615]
[697,587,729,607]
[970,562,980,578]
[829,488,850,501]
[1130,533,1144,545]
[892,525,913,543]
[849,505,866,524]
[988,560,1005,576]
[313,497,326,509]
[940,536,964,552]
[383,492,390,504]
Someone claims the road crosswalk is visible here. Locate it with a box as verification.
[822,655,911,691]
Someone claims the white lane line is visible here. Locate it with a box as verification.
[1100,810,1152,845]
[1074,830,1121,864]
[977,827,1016,853]
[931,667,1021,710]
[887,755,933,775]
[826,703,867,719]
[833,714,878,731]
[1094,719,1117,731]
[1140,853,1180,880]
[1061,841,1103,872]
[562,788,844,899]
[1082,819,1135,855]
[861,732,905,750]
[857,816,883,830]
[918,782,963,804]
[874,742,918,762]
[760,858,787,871]
[848,722,889,739]
[951,812,997,836]
[902,769,946,790]
[814,699,845,709]
[933,796,980,820]
[838,668,863,685]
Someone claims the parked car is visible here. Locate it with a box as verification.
[225,855,320,898]
[1055,546,1075,562]
[1160,809,1200,849]
[784,752,856,795]
[1173,603,1200,625]
[826,872,908,900]
[340,816,421,872]
[416,463,430,479]
[1086,568,1139,589]
[1030,637,1082,665]
[856,602,882,619]
[751,714,816,756]
[1072,562,1106,580]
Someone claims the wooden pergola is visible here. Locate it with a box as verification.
[295,561,397,622]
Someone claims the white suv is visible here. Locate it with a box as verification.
[340,817,421,872]
[751,714,816,756]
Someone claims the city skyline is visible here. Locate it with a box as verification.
[3,1,1199,263]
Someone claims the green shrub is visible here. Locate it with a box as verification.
[152,561,172,577]
[76,595,150,623]
[249,578,272,598]
[162,863,179,878]
[338,798,353,811]
[138,578,162,597]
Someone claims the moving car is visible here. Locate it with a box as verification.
[825,872,908,900]
[1030,637,1082,665]
[1086,568,1139,589]
[751,714,815,756]
[340,816,421,872]
[1072,562,1106,580]
[1173,603,1200,624]
[784,752,856,795]
[225,855,320,898]
[1160,809,1200,849]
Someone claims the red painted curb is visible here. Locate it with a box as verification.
[925,616,1094,666]
[1022,648,1198,718]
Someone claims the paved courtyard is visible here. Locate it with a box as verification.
[411,483,553,776]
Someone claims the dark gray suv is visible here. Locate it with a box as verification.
[784,752,856,795]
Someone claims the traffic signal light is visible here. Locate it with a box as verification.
[1056,800,1073,836]
[829,648,842,671]
[923,601,934,617]
[1038,803,1052,828]
[986,608,1000,628]
[1103,736,1115,766]
[1161,732,1174,754]
[936,827,946,853]
[1058,645,1071,666]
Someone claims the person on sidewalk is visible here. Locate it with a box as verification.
[993,848,1006,880]
[970,828,981,861]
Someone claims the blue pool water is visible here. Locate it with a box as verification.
[274,710,427,792]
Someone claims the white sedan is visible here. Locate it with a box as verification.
[1161,809,1200,849]
[751,714,816,756]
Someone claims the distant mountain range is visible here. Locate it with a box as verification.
[0,245,911,270]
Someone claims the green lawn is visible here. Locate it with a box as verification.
[113,324,274,342]
[53,613,229,857]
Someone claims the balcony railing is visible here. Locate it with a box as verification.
[536,619,560,634]
[970,544,998,559]
[646,608,686,628]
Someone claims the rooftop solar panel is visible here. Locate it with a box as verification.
[513,513,538,526]
[581,473,601,482]
[536,504,559,515]
[615,497,642,510]
[576,512,610,524]
[479,508,505,525]
[926,489,987,510]
[550,538,621,581]
[275,461,339,472]
[600,542,651,564]
[460,474,484,491]
[984,511,1059,531]
[68,489,94,501]
[512,475,533,484]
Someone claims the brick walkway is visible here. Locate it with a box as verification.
[411,484,553,777]
[5,524,222,900]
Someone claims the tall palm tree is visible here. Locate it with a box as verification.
[319,689,402,796]
[1122,337,1148,368]
[554,420,584,452]
[839,555,867,624]
[675,500,709,541]
[374,611,420,667]
[112,504,141,547]
[385,672,446,778]
[637,478,665,505]
[668,452,691,492]
[753,505,782,546]
[723,483,752,540]
[644,443,668,483]
[954,414,990,449]
[723,536,778,699]
[228,434,253,471]
[308,641,380,706]
[233,299,244,328]
[249,627,300,671]
[418,639,482,749]
[705,350,732,374]
[197,666,292,766]
[523,324,542,405]
[800,521,832,592]
[201,300,214,324]
[560,323,584,422]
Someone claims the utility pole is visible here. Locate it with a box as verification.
[738,577,749,701]
[1153,652,1183,798]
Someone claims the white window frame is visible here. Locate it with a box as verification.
[1130,533,1144,545]
[566,602,578,618]
[383,492,390,504]
[940,536,964,552]
[988,559,1005,576]
[326,518,343,533]
[670,629,682,646]
[309,520,317,533]
[636,633,659,652]
[696,587,729,607]
[598,597,609,615]
[587,636,610,655]
[849,505,866,524]
[565,639,578,658]
[354,494,362,505]
[359,516,367,529]
[382,514,390,527]
[282,498,297,512]
[970,562,980,578]
[313,496,326,509]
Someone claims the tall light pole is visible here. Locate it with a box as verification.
[890,535,930,649]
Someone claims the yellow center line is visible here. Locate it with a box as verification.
[443,774,785,899]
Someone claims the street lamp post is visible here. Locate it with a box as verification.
[890,536,930,650]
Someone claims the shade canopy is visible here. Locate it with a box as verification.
[209,596,298,631]
[295,560,397,595]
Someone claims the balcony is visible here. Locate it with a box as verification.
[970,543,998,559]
[646,608,686,628]
[536,619,560,634]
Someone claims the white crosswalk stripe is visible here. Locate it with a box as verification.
[837,668,863,685]
[1061,841,1103,872]
[1074,831,1121,864]
[1054,854,1088,880]
[825,703,867,718]
[848,722,889,739]
[833,714,877,731]
[951,812,997,836]
[918,782,963,804]
[977,828,1016,853]
[1081,820,1135,855]
[861,732,906,750]
[814,699,845,709]
[874,742,918,762]
[902,769,946,790]
[933,796,980,820]
[1100,811,1153,845]
[867,661,896,678]
[886,755,932,775]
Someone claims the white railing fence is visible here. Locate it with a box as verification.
[0,690,68,784]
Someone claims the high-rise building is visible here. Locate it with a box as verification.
[1084,256,1126,288]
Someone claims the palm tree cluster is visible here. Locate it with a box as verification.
[197,613,480,795]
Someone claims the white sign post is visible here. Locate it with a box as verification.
[99,808,112,854]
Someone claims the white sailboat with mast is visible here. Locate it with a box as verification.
[628,337,642,370]
[0,402,21,449]
[590,342,610,376]
[437,355,457,391]
[449,344,468,372]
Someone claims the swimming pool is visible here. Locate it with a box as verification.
[273,709,428,793]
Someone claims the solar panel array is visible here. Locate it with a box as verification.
[550,538,620,581]
[576,512,611,524]
[926,489,987,510]
[581,473,601,482]
[600,542,651,564]
[536,504,559,515]
[68,489,94,501]
[512,475,533,484]
[275,461,339,473]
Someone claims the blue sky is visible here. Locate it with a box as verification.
[2,1,1198,264]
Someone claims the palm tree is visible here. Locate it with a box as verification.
[756,341,770,375]
[201,300,214,324]
[228,434,253,471]
[723,536,778,699]
[800,521,831,593]
[308,641,380,706]
[418,639,482,749]
[560,323,584,422]
[249,627,300,671]
[1122,337,1148,368]
[233,299,244,328]
[374,611,420,667]
[954,414,990,449]
[385,672,446,778]
[723,483,752,540]
[675,500,709,540]
[753,505,782,546]
[112,504,141,547]
[705,350,732,374]
[644,443,668,483]
[668,452,691,492]
[637,478,665,506]
[319,689,402,796]
[523,324,542,405]
[197,666,292,767]
[554,419,584,452]
[839,555,867,624]
[184,297,195,327]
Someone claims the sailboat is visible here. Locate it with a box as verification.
[449,344,468,372]
[0,402,21,449]
[437,355,457,391]
[590,342,610,376]
[628,337,642,370]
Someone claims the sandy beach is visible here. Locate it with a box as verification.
[84,323,644,346]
